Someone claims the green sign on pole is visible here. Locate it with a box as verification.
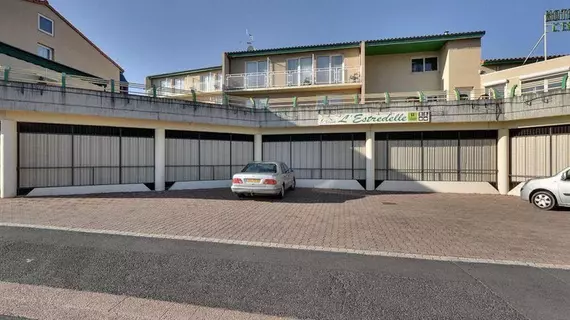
[546,9,570,32]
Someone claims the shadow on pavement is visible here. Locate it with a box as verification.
[34,188,372,204]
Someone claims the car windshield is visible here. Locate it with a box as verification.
[241,163,277,173]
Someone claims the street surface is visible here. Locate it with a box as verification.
[1,226,569,320]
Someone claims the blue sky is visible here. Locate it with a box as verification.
[50,0,569,83]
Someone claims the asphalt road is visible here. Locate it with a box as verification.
[0,227,569,320]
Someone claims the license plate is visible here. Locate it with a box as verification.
[246,179,261,183]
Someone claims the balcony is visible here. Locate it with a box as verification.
[193,79,222,93]
[153,79,222,98]
[224,67,361,92]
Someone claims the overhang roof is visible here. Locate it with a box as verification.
[226,41,361,58]
[365,31,486,55]
[481,54,568,66]
[225,31,485,58]
[23,0,123,72]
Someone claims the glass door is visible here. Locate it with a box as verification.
[246,62,258,88]
[257,61,268,88]
[246,61,268,88]
[200,74,210,92]
[300,57,313,85]
[316,56,330,84]
[287,59,300,86]
[331,55,343,84]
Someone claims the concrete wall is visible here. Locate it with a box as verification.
[0,0,121,80]
[442,39,483,91]
[2,81,570,130]
[365,51,443,93]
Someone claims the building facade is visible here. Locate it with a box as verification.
[0,0,123,88]
[147,31,487,107]
[1,26,569,200]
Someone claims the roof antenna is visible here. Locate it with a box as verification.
[246,29,255,51]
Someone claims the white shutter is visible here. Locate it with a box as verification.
[521,78,545,94]
[545,73,566,91]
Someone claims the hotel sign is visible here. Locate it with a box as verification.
[546,9,570,32]
[318,111,430,125]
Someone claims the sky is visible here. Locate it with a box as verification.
[49,0,570,83]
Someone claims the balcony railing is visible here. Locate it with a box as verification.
[225,67,361,91]
[3,64,568,112]
[193,79,222,93]
[156,80,222,96]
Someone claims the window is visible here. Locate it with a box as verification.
[521,79,545,95]
[37,44,53,60]
[425,57,438,71]
[245,61,268,88]
[316,55,343,84]
[160,79,171,88]
[546,73,567,91]
[411,59,424,72]
[174,79,184,91]
[484,84,505,98]
[287,57,313,86]
[38,14,54,36]
[199,73,220,92]
[411,57,438,73]
[241,163,277,173]
[159,79,172,95]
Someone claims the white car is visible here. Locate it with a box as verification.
[520,166,570,210]
[231,161,296,199]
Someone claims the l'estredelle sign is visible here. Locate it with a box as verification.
[318,111,430,125]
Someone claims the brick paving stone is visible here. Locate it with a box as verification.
[1,189,570,265]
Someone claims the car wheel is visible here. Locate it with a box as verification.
[278,185,285,199]
[532,191,556,210]
[290,179,296,191]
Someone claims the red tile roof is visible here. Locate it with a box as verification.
[23,0,123,72]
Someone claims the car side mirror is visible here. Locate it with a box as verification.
[563,170,570,181]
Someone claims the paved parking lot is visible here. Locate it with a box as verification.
[1,189,569,266]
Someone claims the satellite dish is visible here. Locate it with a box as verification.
[247,45,255,51]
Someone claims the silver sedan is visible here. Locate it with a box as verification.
[231,161,296,199]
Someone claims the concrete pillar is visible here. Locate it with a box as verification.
[359,41,366,103]
[365,130,375,191]
[154,128,165,192]
[0,120,17,198]
[254,134,262,161]
[497,128,510,195]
